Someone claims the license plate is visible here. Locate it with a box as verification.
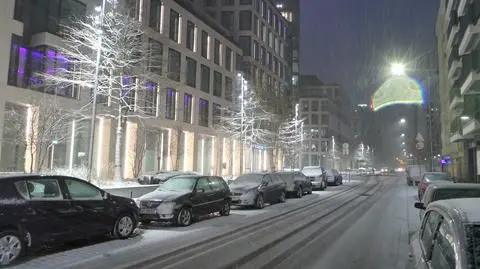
[140,208,157,214]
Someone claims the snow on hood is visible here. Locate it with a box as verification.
[302,170,323,177]
[230,183,260,193]
[139,189,189,201]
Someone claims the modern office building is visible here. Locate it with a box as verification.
[0,0,265,180]
[199,0,293,107]
[298,75,353,170]
[436,0,480,180]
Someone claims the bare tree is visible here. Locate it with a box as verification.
[276,116,305,168]
[353,143,372,168]
[131,122,146,179]
[3,100,86,173]
[42,1,164,181]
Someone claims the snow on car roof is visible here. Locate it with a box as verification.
[430,183,480,190]
[430,198,480,223]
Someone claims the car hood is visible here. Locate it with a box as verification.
[230,184,260,193]
[139,190,190,201]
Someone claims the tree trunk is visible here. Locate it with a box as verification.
[114,105,123,182]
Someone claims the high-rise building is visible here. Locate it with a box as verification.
[437,0,480,180]
[298,75,352,170]
[0,0,254,179]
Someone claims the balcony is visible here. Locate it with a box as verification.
[30,32,64,48]
[463,119,480,137]
[448,58,462,81]
[458,0,467,17]
[449,87,463,111]
[450,116,464,143]
[459,18,480,56]
[460,70,480,94]
[447,25,460,50]
[446,0,455,22]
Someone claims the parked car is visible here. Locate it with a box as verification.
[406,164,426,186]
[273,171,313,198]
[324,169,341,186]
[409,198,480,269]
[417,172,454,200]
[136,171,198,185]
[135,175,231,226]
[414,183,480,220]
[301,166,327,191]
[229,173,287,209]
[331,169,343,185]
[0,174,139,266]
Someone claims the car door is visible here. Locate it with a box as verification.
[411,210,442,269]
[208,177,229,211]
[269,175,284,200]
[260,175,276,203]
[190,177,215,216]
[15,177,80,244]
[295,172,309,191]
[61,177,112,235]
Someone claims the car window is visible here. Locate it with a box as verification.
[294,173,306,181]
[433,189,480,202]
[196,178,213,192]
[421,210,442,258]
[64,179,102,200]
[209,177,225,191]
[16,178,63,200]
[275,173,293,183]
[430,221,455,269]
[464,224,480,269]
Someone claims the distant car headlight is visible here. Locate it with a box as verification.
[156,201,177,215]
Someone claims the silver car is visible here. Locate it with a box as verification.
[409,198,480,269]
[415,183,480,220]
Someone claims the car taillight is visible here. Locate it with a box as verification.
[420,182,429,193]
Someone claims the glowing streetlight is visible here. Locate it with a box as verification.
[391,62,406,76]
[399,118,406,124]
[401,133,405,137]
[401,142,405,145]
[461,115,470,120]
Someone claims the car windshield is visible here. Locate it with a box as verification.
[156,177,196,191]
[433,189,480,202]
[425,173,451,181]
[464,224,480,268]
[231,174,263,185]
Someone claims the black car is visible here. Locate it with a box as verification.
[137,171,198,185]
[0,174,139,266]
[229,173,287,209]
[136,175,231,226]
[274,171,313,198]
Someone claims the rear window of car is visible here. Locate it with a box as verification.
[433,189,480,202]
[426,174,451,181]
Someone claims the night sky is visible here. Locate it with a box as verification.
[300,0,439,102]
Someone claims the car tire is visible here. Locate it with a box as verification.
[176,207,193,226]
[113,213,136,239]
[296,187,303,198]
[255,194,265,209]
[219,200,231,216]
[0,230,24,267]
[278,191,287,203]
[307,187,313,194]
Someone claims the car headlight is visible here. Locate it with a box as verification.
[156,201,177,215]
[133,198,140,207]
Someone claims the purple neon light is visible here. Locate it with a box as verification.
[17,47,27,74]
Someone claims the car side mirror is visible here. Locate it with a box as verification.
[102,191,110,200]
[414,202,426,210]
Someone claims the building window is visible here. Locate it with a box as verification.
[260,46,266,65]
[240,0,252,4]
[201,30,209,58]
[165,88,176,120]
[311,114,319,125]
[225,76,233,101]
[213,103,221,125]
[122,76,137,110]
[302,101,309,112]
[214,39,221,65]
[31,0,87,35]
[204,0,216,6]
[168,48,181,81]
[221,11,234,31]
[321,114,329,125]
[225,46,232,71]
[253,15,259,36]
[126,0,140,20]
[186,20,195,51]
[267,52,272,70]
[14,0,23,21]
[199,99,209,127]
[149,0,162,31]
[183,93,193,123]
[7,34,27,88]
[213,71,222,97]
[169,9,180,42]
[144,81,158,116]
[239,11,252,31]
[311,100,319,111]
[239,36,251,56]
[262,0,267,19]
[201,65,210,93]
[254,41,260,60]
[206,11,216,19]
[222,0,234,5]
[148,38,163,75]
[186,57,197,88]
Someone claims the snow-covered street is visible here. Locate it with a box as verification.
[7,175,422,269]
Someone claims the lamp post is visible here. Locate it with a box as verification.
[294,103,299,168]
[87,0,107,182]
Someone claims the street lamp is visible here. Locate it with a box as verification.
[87,0,107,182]
[401,133,405,137]
[461,115,470,120]
[402,142,405,145]
[390,62,406,76]
[399,118,406,124]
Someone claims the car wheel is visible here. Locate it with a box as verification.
[176,207,193,226]
[278,191,287,203]
[307,187,313,194]
[255,194,265,209]
[219,201,231,216]
[113,213,136,239]
[296,187,303,198]
[0,230,24,266]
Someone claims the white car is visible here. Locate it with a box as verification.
[409,198,480,269]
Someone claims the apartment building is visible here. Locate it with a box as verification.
[199,0,292,103]
[0,0,248,180]
[437,0,480,180]
[298,75,353,170]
